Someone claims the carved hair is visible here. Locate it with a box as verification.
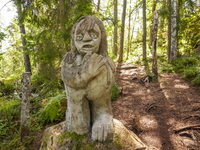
[71,16,108,56]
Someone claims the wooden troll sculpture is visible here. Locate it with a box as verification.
[61,16,115,141]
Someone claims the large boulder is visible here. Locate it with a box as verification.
[40,119,146,150]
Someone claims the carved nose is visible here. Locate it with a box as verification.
[83,32,92,42]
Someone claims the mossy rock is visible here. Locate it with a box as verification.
[40,119,146,150]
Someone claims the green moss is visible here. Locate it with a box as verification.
[112,81,120,101]
[40,132,52,150]
[51,135,54,145]
[57,131,125,150]
[58,131,90,149]
[113,135,124,149]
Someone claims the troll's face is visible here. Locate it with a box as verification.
[74,19,101,56]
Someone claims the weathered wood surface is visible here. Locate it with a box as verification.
[21,72,31,140]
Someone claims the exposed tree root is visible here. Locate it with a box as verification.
[174,124,200,134]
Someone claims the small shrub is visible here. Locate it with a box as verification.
[111,81,120,101]
[192,74,200,85]
[0,81,15,96]
[183,67,198,78]
[173,56,198,72]
[159,61,174,73]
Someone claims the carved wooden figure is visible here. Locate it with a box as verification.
[61,16,115,141]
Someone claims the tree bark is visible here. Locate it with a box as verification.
[152,11,158,76]
[97,0,100,12]
[170,0,177,61]
[143,0,147,62]
[113,0,118,57]
[168,0,171,61]
[20,72,31,140]
[149,0,157,49]
[59,0,67,56]
[127,6,131,59]
[118,0,127,63]
[17,2,31,73]
[130,10,138,54]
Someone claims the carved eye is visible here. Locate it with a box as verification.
[90,33,98,39]
[76,35,83,41]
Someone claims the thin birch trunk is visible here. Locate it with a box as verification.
[143,0,147,62]
[168,0,171,61]
[170,0,177,60]
[118,0,127,62]
[152,11,158,76]
[127,6,131,59]
[113,0,118,57]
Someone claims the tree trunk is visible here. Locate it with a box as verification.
[170,0,177,60]
[130,10,138,53]
[17,2,31,73]
[149,0,157,49]
[59,0,67,56]
[143,0,147,62]
[168,0,171,61]
[158,0,166,47]
[152,11,158,76]
[118,0,127,63]
[97,0,100,12]
[126,6,131,59]
[1,47,5,75]
[20,72,31,140]
[113,0,118,57]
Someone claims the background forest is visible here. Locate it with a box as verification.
[0,0,200,149]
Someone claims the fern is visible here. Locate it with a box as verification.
[39,93,67,125]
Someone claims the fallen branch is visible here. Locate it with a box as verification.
[174,124,200,134]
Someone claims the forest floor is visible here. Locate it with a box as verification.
[112,63,200,150]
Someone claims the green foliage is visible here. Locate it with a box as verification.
[172,56,198,72]
[39,93,67,125]
[0,80,15,97]
[0,99,20,142]
[159,61,174,73]
[183,67,198,78]
[159,55,200,86]
[192,74,200,85]
[111,81,120,101]
[179,6,200,55]
[74,0,93,20]
[0,31,6,39]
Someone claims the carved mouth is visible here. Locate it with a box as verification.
[83,45,94,49]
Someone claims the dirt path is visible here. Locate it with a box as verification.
[112,63,200,150]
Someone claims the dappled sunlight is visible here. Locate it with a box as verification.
[139,115,158,130]
[174,84,189,89]
[113,64,200,149]
[140,131,162,150]
[159,82,171,99]
[174,79,181,83]
[166,118,176,126]
[160,89,171,99]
